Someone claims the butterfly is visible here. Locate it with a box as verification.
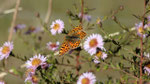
[59,25,86,55]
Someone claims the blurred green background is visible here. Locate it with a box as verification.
[0,0,144,84]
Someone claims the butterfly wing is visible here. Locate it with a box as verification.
[59,41,70,55]
[75,31,86,39]
[69,40,81,49]
[68,25,82,35]
[68,25,86,49]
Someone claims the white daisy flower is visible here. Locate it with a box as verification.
[144,63,150,75]
[78,13,91,22]
[46,41,59,51]
[135,22,147,38]
[84,34,104,55]
[0,42,13,60]
[25,54,47,69]
[50,19,64,35]
[77,72,96,84]
[93,48,107,64]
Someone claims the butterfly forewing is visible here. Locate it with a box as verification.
[68,25,83,35]
[75,31,86,39]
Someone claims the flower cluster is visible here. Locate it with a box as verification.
[3,1,150,83]
[84,34,107,64]
[25,54,48,83]
[49,19,100,83]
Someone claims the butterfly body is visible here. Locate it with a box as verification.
[65,35,79,40]
[59,25,86,55]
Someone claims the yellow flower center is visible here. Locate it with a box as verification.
[89,39,98,48]
[53,23,60,30]
[96,17,101,24]
[81,78,90,84]
[146,63,150,68]
[147,26,150,31]
[2,46,10,54]
[50,43,57,48]
[138,27,144,34]
[96,51,103,58]
[32,75,38,83]
[31,58,42,66]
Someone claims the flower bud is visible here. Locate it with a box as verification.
[96,17,102,27]
[119,5,124,11]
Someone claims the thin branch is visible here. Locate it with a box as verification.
[74,0,84,76]
[139,36,143,84]
[2,0,22,81]
[8,0,21,41]
[80,0,84,25]
[76,51,80,75]
[56,63,76,68]
[101,62,139,80]
[139,0,146,83]
[104,27,135,39]
[44,0,52,24]
[79,56,139,80]
[100,26,141,58]
[0,7,22,15]
[122,47,141,58]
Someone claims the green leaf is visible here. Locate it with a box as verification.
[11,68,19,75]
[110,63,115,68]
[116,63,120,69]
[103,16,108,21]
[103,65,108,70]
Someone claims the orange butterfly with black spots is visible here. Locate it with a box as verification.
[59,25,86,55]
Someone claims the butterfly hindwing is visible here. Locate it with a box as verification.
[59,41,70,55]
